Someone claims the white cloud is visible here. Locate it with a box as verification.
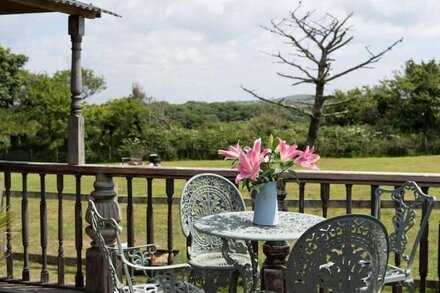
[1,0,439,103]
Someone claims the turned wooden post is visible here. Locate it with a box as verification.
[261,179,290,293]
[85,174,121,293]
[68,15,85,165]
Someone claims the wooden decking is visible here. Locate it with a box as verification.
[0,284,83,293]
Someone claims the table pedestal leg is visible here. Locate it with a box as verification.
[261,240,290,293]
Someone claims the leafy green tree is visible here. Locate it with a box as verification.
[21,73,70,156]
[0,109,37,152]
[390,60,440,133]
[128,83,155,104]
[0,46,28,108]
[52,68,106,99]
[379,60,440,152]
[84,97,151,161]
[324,88,382,126]
[2,67,107,161]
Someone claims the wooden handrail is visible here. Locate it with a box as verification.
[0,160,439,186]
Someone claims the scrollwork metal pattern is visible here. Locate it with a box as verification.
[181,174,246,255]
[376,181,435,259]
[90,200,130,292]
[89,200,203,293]
[286,214,389,293]
[374,181,436,291]
[180,174,251,292]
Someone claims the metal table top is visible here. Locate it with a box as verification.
[194,211,325,241]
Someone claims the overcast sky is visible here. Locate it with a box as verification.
[1,0,439,104]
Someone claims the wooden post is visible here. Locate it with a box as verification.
[68,15,85,165]
[85,174,121,293]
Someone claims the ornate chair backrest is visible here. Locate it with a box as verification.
[89,200,133,293]
[180,173,246,258]
[374,181,436,273]
[286,214,389,293]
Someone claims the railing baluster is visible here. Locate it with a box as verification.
[370,185,378,216]
[126,176,135,276]
[4,171,13,279]
[419,186,430,293]
[299,182,305,213]
[126,176,134,247]
[146,178,154,244]
[74,174,84,287]
[320,183,330,218]
[392,184,402,293]
[166,178,174,264]
[438,221,440,292]
[39,173,49,283]
[57,174,65,285]
[345,184,352,214]
[21,172,30,281]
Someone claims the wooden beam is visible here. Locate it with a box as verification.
[6,0,101,18]
[0,1,51,14]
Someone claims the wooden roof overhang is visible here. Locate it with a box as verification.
[0,0,119,18]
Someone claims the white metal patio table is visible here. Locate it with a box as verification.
[194,211,324,292]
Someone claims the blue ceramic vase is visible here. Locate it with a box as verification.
[252,181,278,226]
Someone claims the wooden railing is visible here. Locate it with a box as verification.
[0,160,439,292]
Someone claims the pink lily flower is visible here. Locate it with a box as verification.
[277,138,302,162]
[248,138,270,160]
[295,146,320,170]
[218,141,243,160]
[233,149,264,184]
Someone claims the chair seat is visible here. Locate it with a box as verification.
[189,252,251,270]
[121,283,159,292]
[384,264,412,284]
[159,281,205,293]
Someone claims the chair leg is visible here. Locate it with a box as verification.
[229,270,239,293]
[403,280,415,293]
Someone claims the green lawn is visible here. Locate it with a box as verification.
[162,155,440,173]
[0,156,439,289]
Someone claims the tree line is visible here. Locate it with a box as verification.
[1,45,440,162]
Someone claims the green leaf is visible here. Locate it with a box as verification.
[286,170,300,185]
[267,134,274,150]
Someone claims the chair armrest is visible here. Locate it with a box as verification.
[120,246,196,291]
[121,245,191,272]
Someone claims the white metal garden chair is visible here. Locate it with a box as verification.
[89,200,204,293]
[374,181,436,292]
[286,214,389,293]
[180,173,252,293]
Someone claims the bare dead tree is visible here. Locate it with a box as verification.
[242,5,402,147]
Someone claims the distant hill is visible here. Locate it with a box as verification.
[225,94,315,105]
[272,94,315,104]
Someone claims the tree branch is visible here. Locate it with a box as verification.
[262,19,319,64]
[326,38,403,82]
[241,86,314,117]
[273,52,317,81]
[323,97,358,107]
[276,72,314,85]
[323,110,349,117]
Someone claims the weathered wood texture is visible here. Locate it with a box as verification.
[0,161,439,186]
[67,15,85,166]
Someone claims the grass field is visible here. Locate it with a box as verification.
[0,155,439,290]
